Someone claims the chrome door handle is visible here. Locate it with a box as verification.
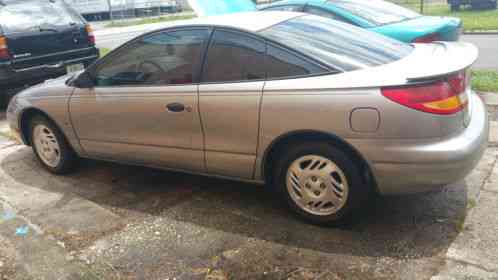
[166,103,185,112]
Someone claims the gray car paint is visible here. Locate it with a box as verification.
[6,12,488,195]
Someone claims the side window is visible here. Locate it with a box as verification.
[202,30,266,83]
[304,6,356,25]
[266,45,328,79]
[263,5,302,12]
[94,29,209,87]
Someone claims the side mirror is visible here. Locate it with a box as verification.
[73,72,95,88]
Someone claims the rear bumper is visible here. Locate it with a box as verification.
[350,92,489,195]
[0,47,99,92]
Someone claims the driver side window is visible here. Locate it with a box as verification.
[93,29,210,87]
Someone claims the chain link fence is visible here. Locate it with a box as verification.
[389,0,447,13]
[66,0,189,21]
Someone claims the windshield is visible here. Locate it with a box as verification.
[260,15,413,71]
[0,0,81,34]
[328,0,420,26]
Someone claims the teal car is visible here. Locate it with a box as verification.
[260,0,463,43]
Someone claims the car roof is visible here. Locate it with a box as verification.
[263,0,327,6]
[169,11,303,32]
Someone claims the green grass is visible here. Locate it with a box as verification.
[105,14,196,28]
[395,2,498,31]
[0,130,16,142]
[99,48,111,57]
[472,70,498,92]
[424,4,498,31]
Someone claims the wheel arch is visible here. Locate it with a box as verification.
[261,130,377,191]
[19,107,65,146]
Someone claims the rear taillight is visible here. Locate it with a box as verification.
[86,25,95,45]
[0,36,10,59]
[381,71,469,115]
[413,32,441,43]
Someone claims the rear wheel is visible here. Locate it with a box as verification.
[29,116,78,174]
[273,142,369,225]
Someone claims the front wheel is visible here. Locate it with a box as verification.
[30,116,78,174]
[273,142,369,225]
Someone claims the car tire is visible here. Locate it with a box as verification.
[272,142,369,226]
[0,94,8,109]
[29,115,78,174]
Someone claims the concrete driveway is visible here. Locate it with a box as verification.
[0,115,497,279]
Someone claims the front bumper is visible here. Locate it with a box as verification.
[350,92,489,195]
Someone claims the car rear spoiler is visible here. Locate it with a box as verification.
[406,42,478,82]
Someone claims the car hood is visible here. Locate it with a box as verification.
[16,72,75,100]
[371,16,462,41]
[187,0,256,16]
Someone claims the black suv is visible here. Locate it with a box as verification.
[448,0,497,10]
[0,0,99,106]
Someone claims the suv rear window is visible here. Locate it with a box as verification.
[260,15,413,71]
[0,0,81,34]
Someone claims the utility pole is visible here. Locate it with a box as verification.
[107,0,113,22]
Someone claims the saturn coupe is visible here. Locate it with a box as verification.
[260,0,463,43]
[6,12,488,225]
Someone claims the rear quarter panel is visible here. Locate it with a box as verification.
[255,74,462,180]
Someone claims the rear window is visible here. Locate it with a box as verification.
[0,0,81,34]
[260,15,413,72]
[327,0,420,26]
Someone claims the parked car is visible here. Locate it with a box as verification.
[7,12,488,225]
[0,0,100,106]
[448,0,497,10]
[260,0,463,43]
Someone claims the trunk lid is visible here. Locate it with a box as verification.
[384,42,477,130]
[341,42,477,132]
[7,25,93,70]
[373,16,462,42]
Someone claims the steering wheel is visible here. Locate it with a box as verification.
[137,60,166,81]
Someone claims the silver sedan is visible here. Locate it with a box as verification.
[6,12,488,225]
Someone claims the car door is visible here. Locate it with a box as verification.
[198,29,266,179]
[69,28,210,172]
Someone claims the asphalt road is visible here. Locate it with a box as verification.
[461,34,498,71]
[94,26,498,71]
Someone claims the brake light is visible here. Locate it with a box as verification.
[0,36,10,59]
[413,33,441,43]
[85,25,95,45]
[381,71,469,115]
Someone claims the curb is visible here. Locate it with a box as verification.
[464,31,498,35]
